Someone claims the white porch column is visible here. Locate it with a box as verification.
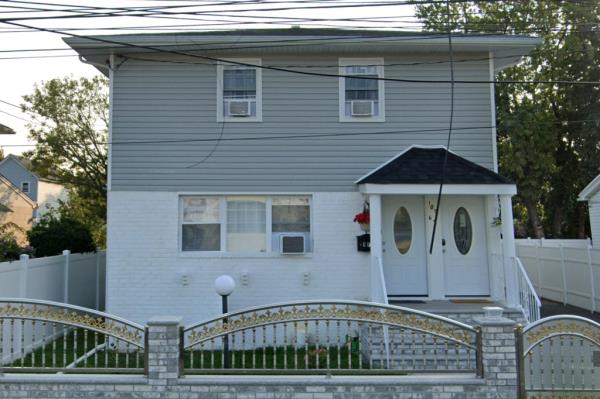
[369,194,383,261]
[500,194,519,307]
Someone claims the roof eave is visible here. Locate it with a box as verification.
[358,183,517,195]
[578,174,600,201]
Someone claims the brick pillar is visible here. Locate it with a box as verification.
[147,316,183,387]
[473,314,518,399]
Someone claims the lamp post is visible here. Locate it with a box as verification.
[215,275,235,368]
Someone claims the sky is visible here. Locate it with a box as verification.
[0,0,419,156]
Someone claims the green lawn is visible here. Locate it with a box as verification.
[8,328,144,370]
[6,330,367,373]
[184,345,366,370]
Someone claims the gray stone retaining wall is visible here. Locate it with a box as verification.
[0,315,519,399]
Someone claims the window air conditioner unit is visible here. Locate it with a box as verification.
[351,100,374,116]
[227,100,251,116]
[280,234,305,255]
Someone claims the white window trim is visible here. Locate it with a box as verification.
[216,58,263,122]
[338,58,385,123]
[20,181,30,193]
[179,195,313,257]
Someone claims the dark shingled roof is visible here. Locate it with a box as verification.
[357,147,513,185]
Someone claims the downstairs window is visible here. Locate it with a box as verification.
[180,195,312,254]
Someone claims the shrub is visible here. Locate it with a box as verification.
[28,213,95,257]
[0,232,21,261]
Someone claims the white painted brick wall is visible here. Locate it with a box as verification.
[106,191,370,324]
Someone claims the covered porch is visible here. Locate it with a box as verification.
[357,146,522,309]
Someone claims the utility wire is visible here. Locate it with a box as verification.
[0,125,514,147]
[2,0,593,28]
[429,0,454,255]
[121,46,596,70]
[0,54,76,60]
[0,99,21,108]
[3,20,599,86]
[2,120,599,148]
[0,108,32,122]
[186,120,227,167]
[0,1,435,22]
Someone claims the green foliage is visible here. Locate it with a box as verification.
[21,76,108,246]
[0,223,23,261]
[27,210,96,257]
[416,0,600,238]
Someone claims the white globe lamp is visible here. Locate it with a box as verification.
[215,275,235,297]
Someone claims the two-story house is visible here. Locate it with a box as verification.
[65,29,540,324]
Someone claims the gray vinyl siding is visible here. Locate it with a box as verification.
[111,52,494,192]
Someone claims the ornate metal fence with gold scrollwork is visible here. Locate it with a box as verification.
[182,300,482,375]
[516,315,600,399]
[0,298,146,374]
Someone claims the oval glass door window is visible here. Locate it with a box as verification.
[394,207,412,254]
[453,207,472,255]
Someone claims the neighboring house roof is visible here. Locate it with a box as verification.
[0,154,38,179]
[578,174,600,201]
[356,146,513,185]
[0,174,37,208]
[0,124,16,135]
[64,27,542,76]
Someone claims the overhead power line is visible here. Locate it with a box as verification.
[2,20,599,86]
[0,108,29,122]
[0,0,434,22]
[429,0,455,254]
[0,54,76,60]
[2,120,599,148]
[0,99,21,108]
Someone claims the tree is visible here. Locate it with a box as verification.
[416,0,600,238]
[22,76,108,245]
[27,210,96,257]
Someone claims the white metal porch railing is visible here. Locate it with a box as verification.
[369,256,390,367]
[370,256,388,305]
[515,257,542,323]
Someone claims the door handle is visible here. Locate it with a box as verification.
[442,239,446,246]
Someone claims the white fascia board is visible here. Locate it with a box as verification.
[578,174,600,201]
[358,183,517,195]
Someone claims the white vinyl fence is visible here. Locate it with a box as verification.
[0,251,106,365]
[516,239,599,313]
[0,250,106,310]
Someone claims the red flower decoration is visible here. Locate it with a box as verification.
[353,211,370,224]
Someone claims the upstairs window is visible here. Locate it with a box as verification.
[21,181,30,193]
[339,58,385,122]
[217,59,262,122]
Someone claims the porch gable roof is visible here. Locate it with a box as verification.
[356,146,513,185]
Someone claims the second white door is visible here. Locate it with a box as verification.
[441,196,490,296]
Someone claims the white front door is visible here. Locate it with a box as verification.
[442,196,490,296]
[382,196,428,296]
